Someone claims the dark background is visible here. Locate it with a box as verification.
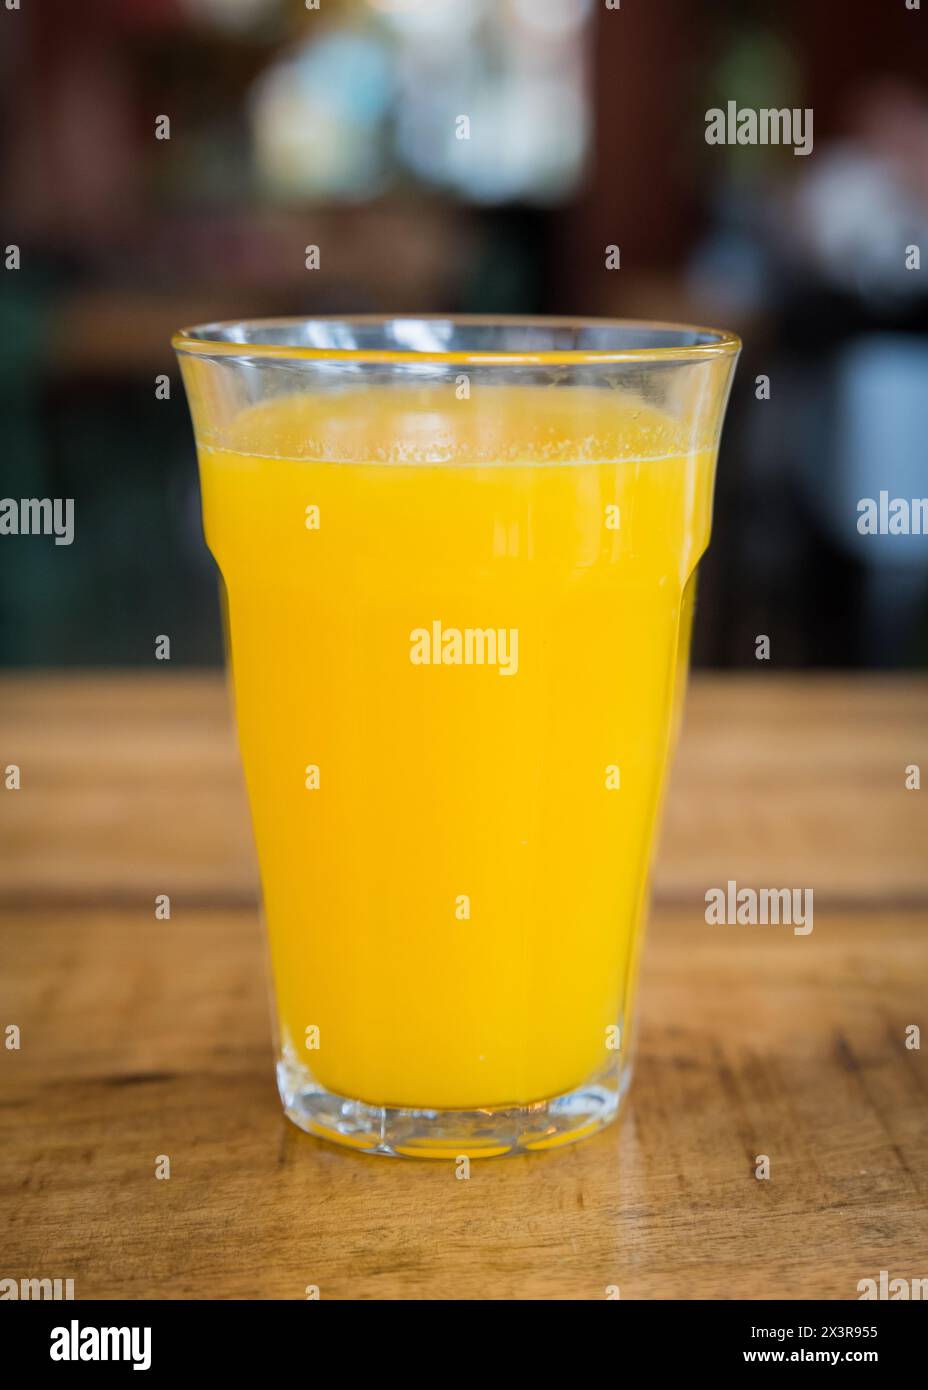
[2,0,927,668]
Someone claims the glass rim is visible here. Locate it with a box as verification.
[172,313,741,366]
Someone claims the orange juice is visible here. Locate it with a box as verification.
[196,386,714,1111]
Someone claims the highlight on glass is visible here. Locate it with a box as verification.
[174,316,740,1158]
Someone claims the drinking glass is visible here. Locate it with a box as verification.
[174,316,739,1157]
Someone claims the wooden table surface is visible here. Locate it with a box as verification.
[1,673,926,1300]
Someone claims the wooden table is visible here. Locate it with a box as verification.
[2,674,926,1300]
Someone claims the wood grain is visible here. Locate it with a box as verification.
[1,674,926,1299]
[1,674,924,905]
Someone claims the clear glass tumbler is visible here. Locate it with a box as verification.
[174,316,739,1157]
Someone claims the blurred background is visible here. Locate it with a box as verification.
[2,0,927,669]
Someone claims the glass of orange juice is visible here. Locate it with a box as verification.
[174,317,739,1158]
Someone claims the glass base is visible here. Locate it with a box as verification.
[277,1056,631,1159]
